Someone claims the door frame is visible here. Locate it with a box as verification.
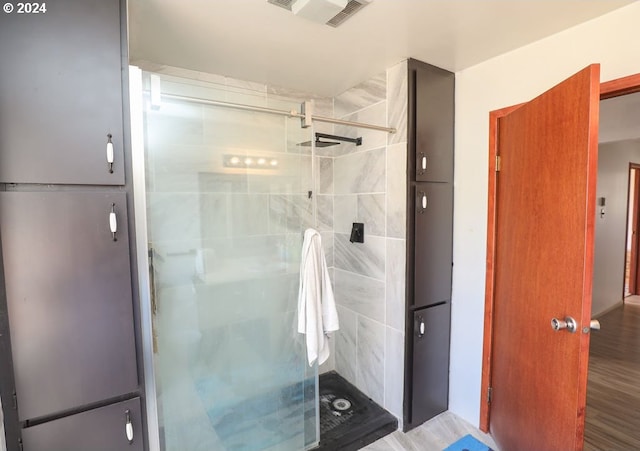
[480,72,640,432]
[625,164,640,296]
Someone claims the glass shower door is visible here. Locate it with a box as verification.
[141,72,318,451]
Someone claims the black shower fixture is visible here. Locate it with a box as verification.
[298,132,362,148]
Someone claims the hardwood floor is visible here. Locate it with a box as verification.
[584,303,640,450]
[362,411,497,451]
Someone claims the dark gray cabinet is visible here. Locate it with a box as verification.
[411,304,451,425]
[0,0,125,185]
[0,0,142,448]
[21,397,143,451]
[0,192,138,421]
[404,59,454,431]
[413,183,453,308]
[412,64,454,183]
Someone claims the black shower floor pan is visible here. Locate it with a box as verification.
[313,371,397,451]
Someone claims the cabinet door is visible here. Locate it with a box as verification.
[411,303,450,426]
[413,66,454,183]
[413,183,453,308]
[22,397,143,451]
[0,192,138,421]
[0,0,125,185]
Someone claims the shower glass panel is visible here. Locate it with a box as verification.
[141,72,318,451]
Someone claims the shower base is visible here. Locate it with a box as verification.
[314,371,397,451]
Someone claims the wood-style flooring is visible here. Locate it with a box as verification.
[362,411,497,451]
[361,302,640,451]
[584,302,640,451]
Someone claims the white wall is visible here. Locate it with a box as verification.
[593,140,640,316]
[451,2,640,426]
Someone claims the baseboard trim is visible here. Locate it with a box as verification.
[593,300,624,319]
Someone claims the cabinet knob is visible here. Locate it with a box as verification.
[417,192,428,213]
[419,153,427,173]
[106,134,114,174]
[125,409,134,444]
[109,203,118,241]
[416,316,425,338]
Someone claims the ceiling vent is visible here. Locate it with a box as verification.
[267,0,370,27]
[292,0,348,24]
[266,0,296,10]
[326,0,369,27]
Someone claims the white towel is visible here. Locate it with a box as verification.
[297,228,339,366]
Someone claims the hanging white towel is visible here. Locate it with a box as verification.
[297,228,339,366]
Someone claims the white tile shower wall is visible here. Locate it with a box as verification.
[329,60,408,423]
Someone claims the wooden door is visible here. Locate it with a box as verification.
[487,65,600,451]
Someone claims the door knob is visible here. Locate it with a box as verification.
[551,316,577,333]
[589,319,601,330]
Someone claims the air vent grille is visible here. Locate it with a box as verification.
[267,0,370,27]
[267,0,296,11]
[326,0,368,27]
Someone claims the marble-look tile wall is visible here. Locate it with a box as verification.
[327,60,409,423]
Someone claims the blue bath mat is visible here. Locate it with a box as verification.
[443,434,492,451]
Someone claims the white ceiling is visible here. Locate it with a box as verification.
[128,0,635,97]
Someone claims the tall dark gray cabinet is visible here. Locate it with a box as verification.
[0,1,144,450]
[403,59,455,431]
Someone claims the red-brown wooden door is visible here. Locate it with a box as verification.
[488,65,600,451]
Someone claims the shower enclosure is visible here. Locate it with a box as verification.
[131,69,319,451]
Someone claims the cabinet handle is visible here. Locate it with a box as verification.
[106,134,114,174]
[109,203,118,241]
[125,409,134,444]
[418,192,427,213]
[419,152,427,174]
[416,316,425,338]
